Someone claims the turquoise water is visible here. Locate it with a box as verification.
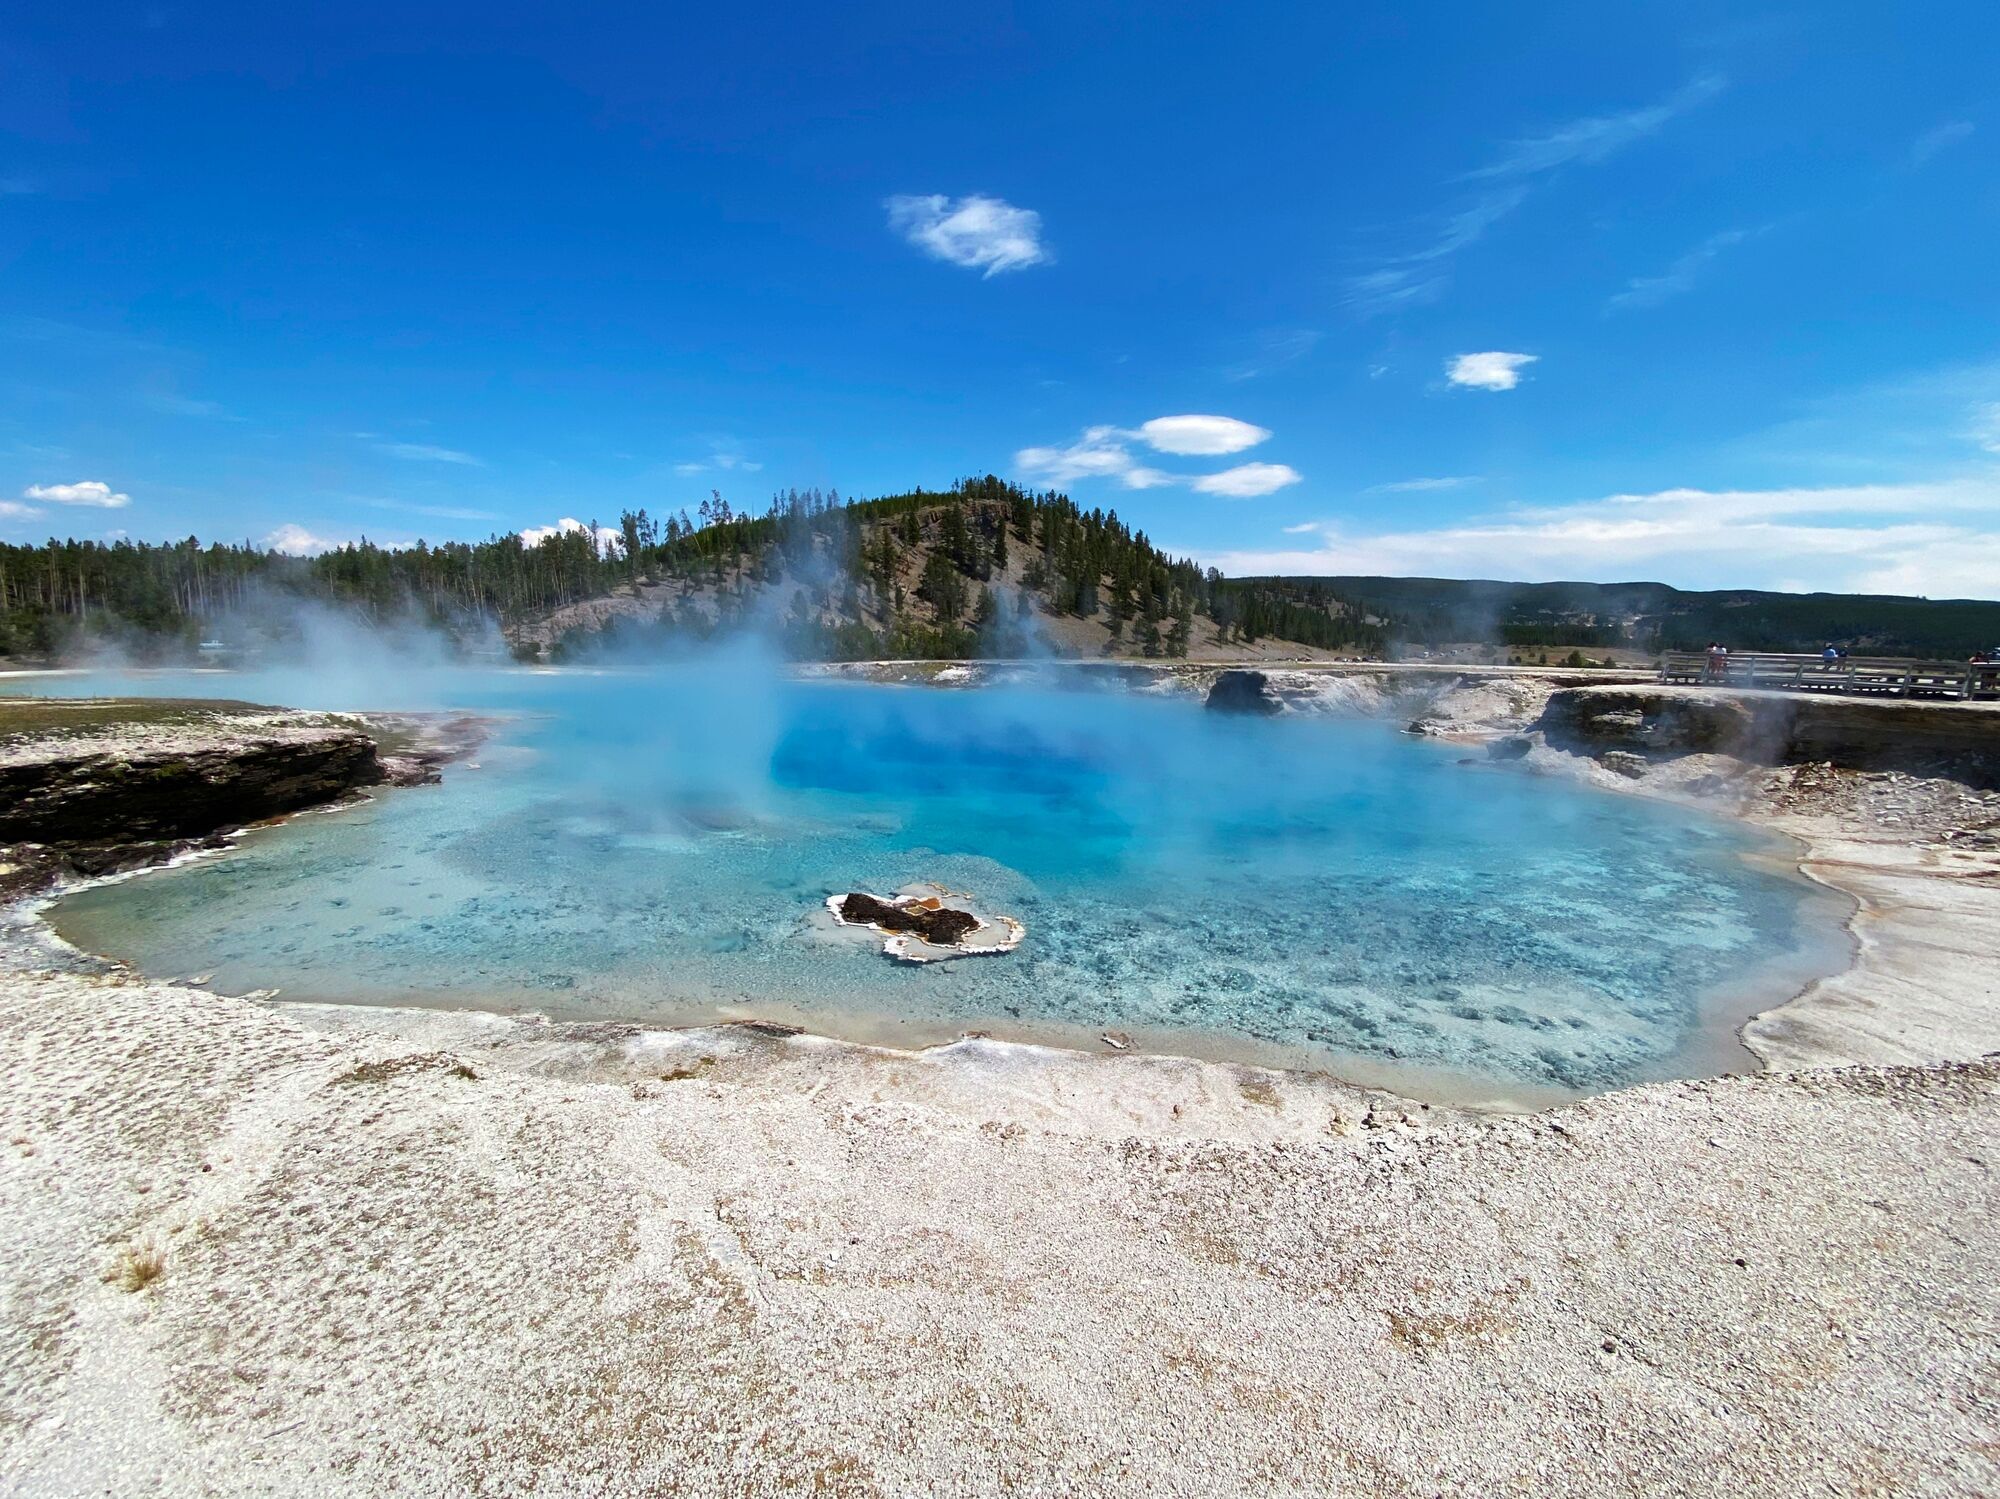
[19,664,1842,1101]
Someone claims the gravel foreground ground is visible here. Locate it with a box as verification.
[0,975,1992,1499]
[3,679,1999,1495]
[2,971,1996,1496]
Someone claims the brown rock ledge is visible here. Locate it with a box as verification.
[0,698,484,897]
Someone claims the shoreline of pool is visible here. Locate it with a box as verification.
[5,708,1871,1115]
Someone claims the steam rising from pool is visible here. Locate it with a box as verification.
[37,659,1843,1104]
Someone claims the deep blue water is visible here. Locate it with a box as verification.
[14,663,1843,1102]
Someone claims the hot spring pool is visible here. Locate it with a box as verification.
[29,665,1846,1105]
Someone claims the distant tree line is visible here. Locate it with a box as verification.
[1259,575,2000,659]
[0,476,1382,662]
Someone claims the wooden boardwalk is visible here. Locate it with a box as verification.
[1661,651,2000,700]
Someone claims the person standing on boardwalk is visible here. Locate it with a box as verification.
[1705,641,1729,681]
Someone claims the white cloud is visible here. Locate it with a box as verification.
[23,480,131,508]
[886,194,1049,277]
[1137,415,1271,456]
[1018,417,1301,493]
[1193,477,2000,597]
[1608,227,1759,312]
[1446,352,1538,391]
[520,517,626,554]
[371,440,483,466]
[1911,119,1974,167]
[1193,462,1304,499]
[1015,427,1172,489]
[0,500,40,520]
[1346,74,1723,316]
[264,524,340,556]
[1366,475,1480,494]
[1281,521,1323,534]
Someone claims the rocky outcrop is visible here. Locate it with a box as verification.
[0,734,385,847]
[1539,685,2000,787]
[0,701,482,898]
[1538,687,1764,756]
[1204,670,1281,715]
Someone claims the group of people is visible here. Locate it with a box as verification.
[1700,641,1849,681]
[1697,642,2000,692]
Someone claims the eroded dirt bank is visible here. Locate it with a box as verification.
[2,677,1998,1495]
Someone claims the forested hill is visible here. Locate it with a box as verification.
[0,477,1382,663]
[1253,575,2000,657]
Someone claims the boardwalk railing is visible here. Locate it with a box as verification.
[1660,651,2000,700]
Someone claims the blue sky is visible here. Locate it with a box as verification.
[2,1,1996,596]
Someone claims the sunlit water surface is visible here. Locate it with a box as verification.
[14,663,1846,1103]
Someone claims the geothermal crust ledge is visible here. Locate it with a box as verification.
[1,671,1998,1496]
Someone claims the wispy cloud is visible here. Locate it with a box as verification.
[1192,463,1302,499]
[1016,427,1173,489]
[5,442,71,464]
[1607,226,1761,312]
[23,479,131,508]
[1972,402,2000,455]
[0,500,40,520]
[1446,352,1537,391]
[1343,189,1528,314]
[1718,358,2000,482]
[357,496,500,522]
[1345,74,1725,315]
[1910,119,1974,167]
[1222,328,1322,382]
[366,438,484,467]
[1366,475,1482,494]
[1466,73,1727,181]
[142,390,243,421]
[886,194,1049,277]
[1195,477,2000,597]
[673,447,763,476]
